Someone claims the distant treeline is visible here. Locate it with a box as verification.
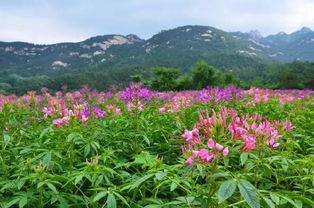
[0,61,313,95]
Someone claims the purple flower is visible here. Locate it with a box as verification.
[93,106,106,119]
[200,86,242,102]
[120,83,153,102]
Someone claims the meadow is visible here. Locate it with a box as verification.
[0,83,313,208]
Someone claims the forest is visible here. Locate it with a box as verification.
[0,61,313,95]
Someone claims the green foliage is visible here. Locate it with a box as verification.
[191,61,218,89]
[218,179,237,202]
[150,67,180,91]
[0,89,313,207]
[238,179,260,208]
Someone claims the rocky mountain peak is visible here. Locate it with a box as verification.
[248,30,262,39]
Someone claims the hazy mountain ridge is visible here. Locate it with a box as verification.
[0,25,313,77]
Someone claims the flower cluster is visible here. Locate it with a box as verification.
[200,86,243,102]
[159,95,192,113]
[245,88,314,105]
[47,103,120,127]
[119,83,153,111]
[181,108,294,165]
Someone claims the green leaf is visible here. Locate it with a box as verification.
[130,174,155,190]
[113,192,130,207]
[240,153,248,166]
[238,179,260,208]
[17,180,26,190]
[74,175,83,185]
[39,127,50,139]
[84,145,91,157]
[262,196,275,208]
[3,135,11,145]
[208,172,230,178]
[37,182,44,188]
[47,183,58,193]
[279,195,302,208]
[43,152,52,166]
[93,191,107,202]
[5,198,19,208]
[143,135,150,146]
[20,147,33,154]
[155,172,167,180]
[107,193,116,208]
[218,179,237,202]
[270,193,280,205]
[18,197,27,208]
[170,182,178,191]
[144,205,163,208]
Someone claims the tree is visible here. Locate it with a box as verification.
[176,74,193,90]
[279,72,301,89]
[150,67,180,91]
[131,74,143,83]
[223,72,240,87]
[191,61,218,89]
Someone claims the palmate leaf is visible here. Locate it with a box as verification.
[218,179,237,202]
[238,179,260,208]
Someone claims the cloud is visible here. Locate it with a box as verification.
[0,11,93,44]
[0,0,314,43]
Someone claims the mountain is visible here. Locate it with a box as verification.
[0,25,314,86]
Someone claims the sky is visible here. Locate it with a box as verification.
[1,0,314,44]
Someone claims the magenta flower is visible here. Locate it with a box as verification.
[53,116,69,127]
[242,135,256,151]
[193,149,214,162]
[215,143,224,151]
[222,147,229,156]
[207,139,215,149]
[93,106,106,119]
[185,156,195,165]
[182,128,201,144]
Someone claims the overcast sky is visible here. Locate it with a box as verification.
[1,0,314,44]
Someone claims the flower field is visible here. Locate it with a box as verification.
[0,84,314,208]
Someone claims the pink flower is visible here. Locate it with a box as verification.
[192,150,199,157]
[159,107,166,113]
[42,107,55,119]
[182,129,201,144]
[207,139,215,149]
[222,147,229,156]
[191,128,199,137]
[182,130,193,141]
[282,121,294,131]
[114,108,121,116]
[185,157,195,165]
[194,149,214,162]
[52,116,69,127]
[242,135,256,151]
[81,115,89,123]
[198,149,209,160]
[272,143,280,148]
[215,143,224,151]
[127,102,135,111]
[229,122,248,139]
